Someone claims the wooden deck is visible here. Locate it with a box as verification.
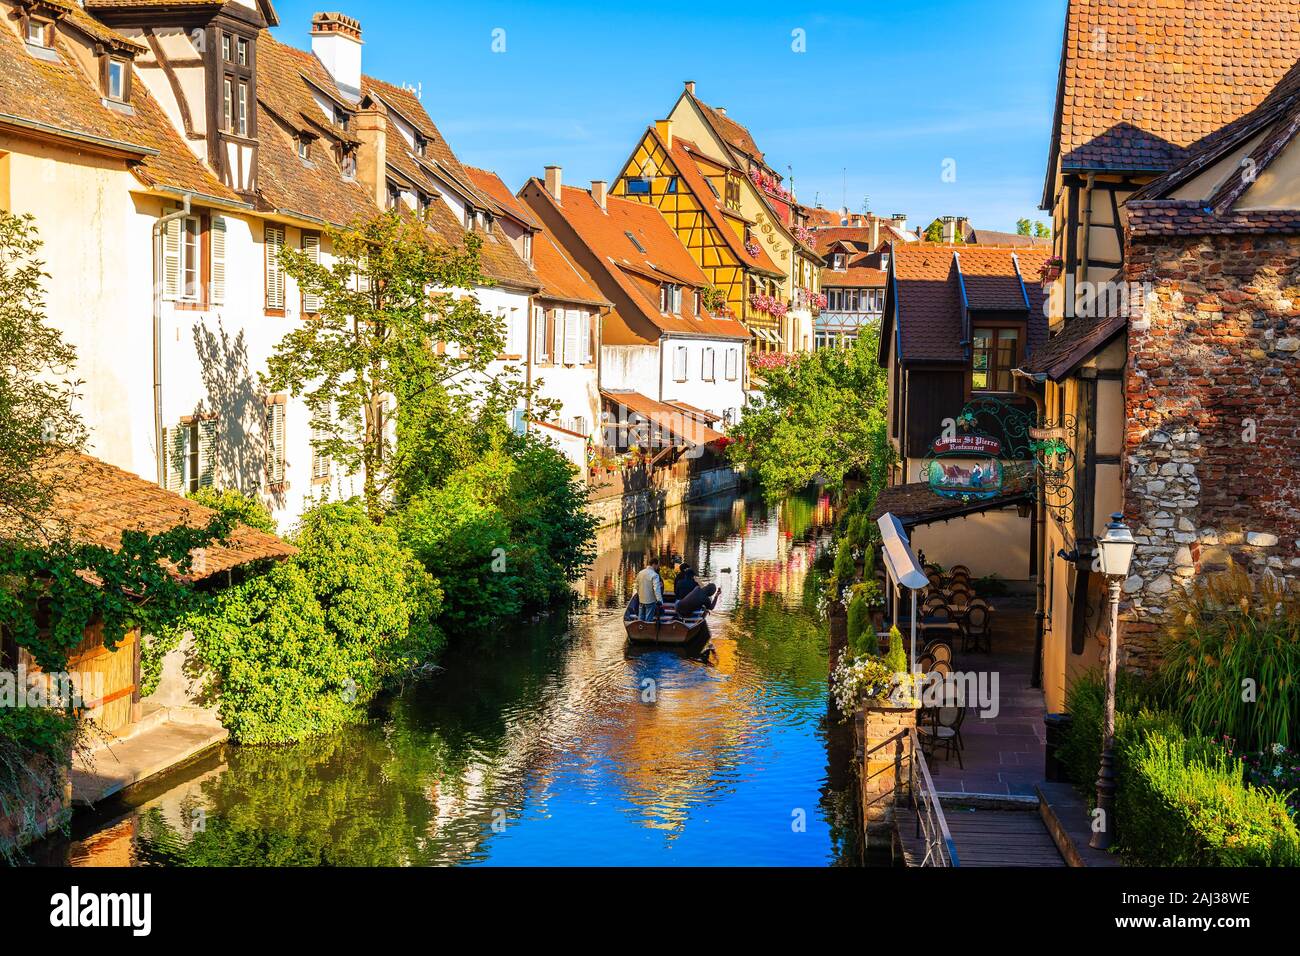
[897,806,1066,867]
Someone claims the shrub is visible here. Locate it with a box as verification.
[1120,730,1300,866]
[1061,669,1300,865]
[290,501,444,695]
[187,488,277,535]
[884,626,907,677]
[1162,565,1300,751]
[846,589,868,653]
[188,561,359,745]
[831,536,855,585]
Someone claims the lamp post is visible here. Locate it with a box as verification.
[1090,513,1136,851]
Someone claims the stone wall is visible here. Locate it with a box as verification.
[0,755,71,858]
[858,700,916,850]
[586,465,744,528]
[1122,232,1300,670]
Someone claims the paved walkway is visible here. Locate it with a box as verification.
[71,721,227,806]
[924,597,1048,797]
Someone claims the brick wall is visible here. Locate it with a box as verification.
[1121,231,1300,668]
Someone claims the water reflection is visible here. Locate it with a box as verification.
[34,490,856,867]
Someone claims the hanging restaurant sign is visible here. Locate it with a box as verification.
[922,397,1035,503]
[932,434,1002,456]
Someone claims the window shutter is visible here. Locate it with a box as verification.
[163,218,181,301]
[265,225,285,309]
[703,348,715,381]
[531,306,542,361]
[583,313,595,364]
[726,348,738,381]
[266,403,285,484]
[563,310,581,365]
[198,418,217,488]
[301,233,322,313]
[673,346,688,381]
[162,425,186,492]
[549,310,560,362]
[210,217,226,305]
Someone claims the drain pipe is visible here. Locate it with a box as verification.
[1013,366,1049,690]
[152,195,192,485]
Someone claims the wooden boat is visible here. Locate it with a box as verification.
[624,584,717,645]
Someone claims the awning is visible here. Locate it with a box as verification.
[600,390,727,446]
[869,481,1032,529]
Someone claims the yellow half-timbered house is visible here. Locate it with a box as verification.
[611,120,787,352]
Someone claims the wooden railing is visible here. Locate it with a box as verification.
[906,727,960,867]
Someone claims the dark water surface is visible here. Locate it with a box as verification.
[37,491,859,866]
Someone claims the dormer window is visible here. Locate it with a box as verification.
[660,284,682,315]
[334,107,351,130]
[833,253,846,270]
[237,38,249,67]
[340,148,357,179]
[414,134,427,157]
[105,58,128,102]
[218,30,254,138]
[26,17,51,48]
[297,137,311,161]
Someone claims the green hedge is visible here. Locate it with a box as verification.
[1062,672,1300,866]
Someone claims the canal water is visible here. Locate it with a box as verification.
[35,490,860,867]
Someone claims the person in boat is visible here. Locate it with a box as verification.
[673,563,700,600]
[635,556,664,622]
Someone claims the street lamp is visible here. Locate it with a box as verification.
[1090,513,1135,850]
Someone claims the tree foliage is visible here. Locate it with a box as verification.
[0,212,84,541]
[265,211,536,520]
[727,332,893,500]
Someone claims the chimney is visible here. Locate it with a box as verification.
[354,103,387,209]
[312,12,363,101]
[941,216,957,244]
[591,180,607,211]
[544,166,562,203]
[891,213,908,231]
[715,106,727,116]
[655,118,673,149]
[684,80,696,95]
[869,217,880,251]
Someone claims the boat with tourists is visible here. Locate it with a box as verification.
[623,581,720,645]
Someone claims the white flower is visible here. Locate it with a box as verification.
[1273,743,1286,756]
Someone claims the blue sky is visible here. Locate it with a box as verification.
[271,0,1066,232]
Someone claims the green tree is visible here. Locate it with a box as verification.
[0,212,84,540]
[1034,221,1052,238]
[1016,218,1032,236]
[727,332,893,499]
[266,211,533,521]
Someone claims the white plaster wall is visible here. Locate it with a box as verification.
[601,342,660,397]
[658,336,745,425]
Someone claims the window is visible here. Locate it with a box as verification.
[222,34,233,62]
[297,137,310,161]
[702,347,716,382]
[833,253,846,270]
[265,224,286,310]
[660,284,682,314]
[673,346,688,382]
[693,290,701,315]
[222,78,233,132]
[334,107,351,130]
[301,233,322,313]
[266,401,286,485]
[340,148,357,179]
[414,134,427,157]
[562,310,582,365]
[106,59,127,101]
[178,215,200,301]
[26,17,51,47]
[625,230,645,253]
[584,312,596,364]
[237,38,249,66]
[665,176,679,194]
[971,327,1020,392]
[626,177,651,195]
[237,82,249,136]
[522,233,532,264]
[725,348,739,381]
[163,418,216,493]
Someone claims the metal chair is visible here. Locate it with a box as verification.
[961,603,994,653]
[920,705,966,767]
[949,565,972,579]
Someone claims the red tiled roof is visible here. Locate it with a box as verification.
[463,166,539,229]
[34,453,295,582]
[531,228,609,307]
[1022,312,1128,381]
[0,8,237,204]
[1050,0,1300,177]
[822,264,887,288]
[524,183,749,342]
[690,95,767,167]
[601,390,727,446]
